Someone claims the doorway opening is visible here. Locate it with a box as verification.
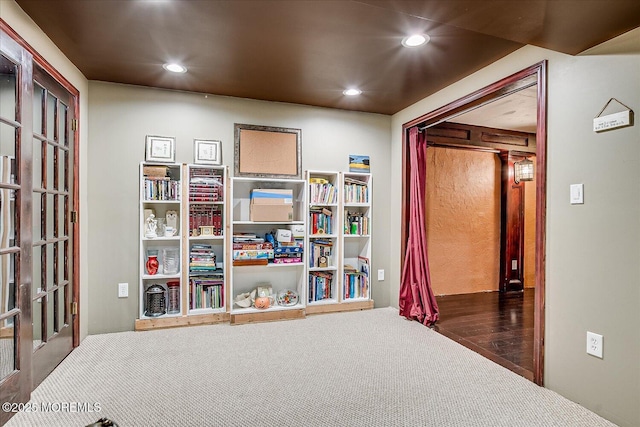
[401,62,546,385]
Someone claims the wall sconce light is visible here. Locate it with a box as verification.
[514,158,534,184]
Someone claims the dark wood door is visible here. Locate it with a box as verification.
[0,26,34,426]
[30,64,75,388]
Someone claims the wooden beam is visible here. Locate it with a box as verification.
[134,312,230,331]
[306,300,374,315]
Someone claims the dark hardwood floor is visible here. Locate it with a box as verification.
[433,289,535,381]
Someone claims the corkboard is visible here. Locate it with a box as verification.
[234,124,301,178]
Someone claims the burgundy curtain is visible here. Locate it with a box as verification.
[399,127,439,326]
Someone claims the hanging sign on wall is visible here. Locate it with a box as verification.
[593,98,634,132]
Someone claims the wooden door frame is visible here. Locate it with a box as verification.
[401,61,547,385]
[0,20,80,350]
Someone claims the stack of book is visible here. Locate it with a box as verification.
[343,177,368,204]
[144,176,180,201]
[189,204,223,236]
[190,276,224,310]
[188,243,224,310]
[309,207,333,235]
[343,256,369,299]
[189,168,223,202]
[309,239,332,268]
[232,234,273,266]
[308,271,333,302]
[309,178,337,204]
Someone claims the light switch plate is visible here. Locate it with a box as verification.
[377,269,384,281]
[570,184,584,204]
[118,282,128,298]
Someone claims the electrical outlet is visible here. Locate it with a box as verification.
[586,331,603,358]
[118,282,129,298]
[377,269,384,281]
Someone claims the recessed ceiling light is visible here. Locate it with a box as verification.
[163,63,187,73]
[343,88,362,96]
[402,34,430,48]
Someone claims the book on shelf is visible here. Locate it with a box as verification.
[309,207,333,235]
[343,256,369,299]
[309,240,333,268]
[344,210,369,235]
[309,271,333,302]
[309,180,337,205]
[343,177,368,204]
[189,168,224,202]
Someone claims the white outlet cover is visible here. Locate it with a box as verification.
[586,331,603,358]
[118,282,128,298]
[570,184,584,204]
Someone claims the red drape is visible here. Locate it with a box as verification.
[399,127,439,326]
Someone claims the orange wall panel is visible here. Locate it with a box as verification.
[426,148,501,295]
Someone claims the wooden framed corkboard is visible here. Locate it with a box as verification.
[234,124,302,178]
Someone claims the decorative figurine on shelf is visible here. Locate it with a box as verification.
[145,213,158,238]
[166,210,179,235]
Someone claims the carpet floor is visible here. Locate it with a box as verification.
[5,307,615,427]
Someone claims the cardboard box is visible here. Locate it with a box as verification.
[250,189,293,204]
[250,189,294,222]
[250,204,293,222]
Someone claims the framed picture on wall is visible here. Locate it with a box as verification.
[194,139,222,165]
[145,135,175,163]
[234,123,302,179]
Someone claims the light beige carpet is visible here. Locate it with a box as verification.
[5,308,616,426]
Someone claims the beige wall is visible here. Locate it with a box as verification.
[1,0,90,340]
[87,81,392,334]
[391,31,640,427]
[426,148,500,295]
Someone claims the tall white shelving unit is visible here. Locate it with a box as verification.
[138,162,184,321]
[185,164,228,317]
[229,177,307,324]
[340,172,373,309]
[305,171,340,313]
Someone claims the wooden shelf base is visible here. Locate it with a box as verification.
[135,312,229,331]
[305,299,374,315]
[230,308,305,325]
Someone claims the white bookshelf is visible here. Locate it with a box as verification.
[185,164,227,316]
[341,172,372,304]
[138,162,184,320]
[306,170,340,307]
[229,177,307,324]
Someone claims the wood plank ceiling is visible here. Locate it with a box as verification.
[12,0,640,115]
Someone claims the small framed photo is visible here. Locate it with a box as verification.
[145,135,175,163]
[194,139,222,165]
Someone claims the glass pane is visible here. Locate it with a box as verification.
[58,283,67,328]
[33,298,43,349]
[1,253,17,312]
[47,193,55,239]
[0,123,16,185]
[47,291,55,338]
[32,245,42,298]
[46,93,56,141]
[33,192,42,240]
[33,83,44,136]
[47,243,54,288]
[47,142,55,190]
[0,315,16,381]
[58,147,65,192]
[58,195,66,239]
[59,102,68,147]
[33,138,43,189]
[0,55,18,122]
